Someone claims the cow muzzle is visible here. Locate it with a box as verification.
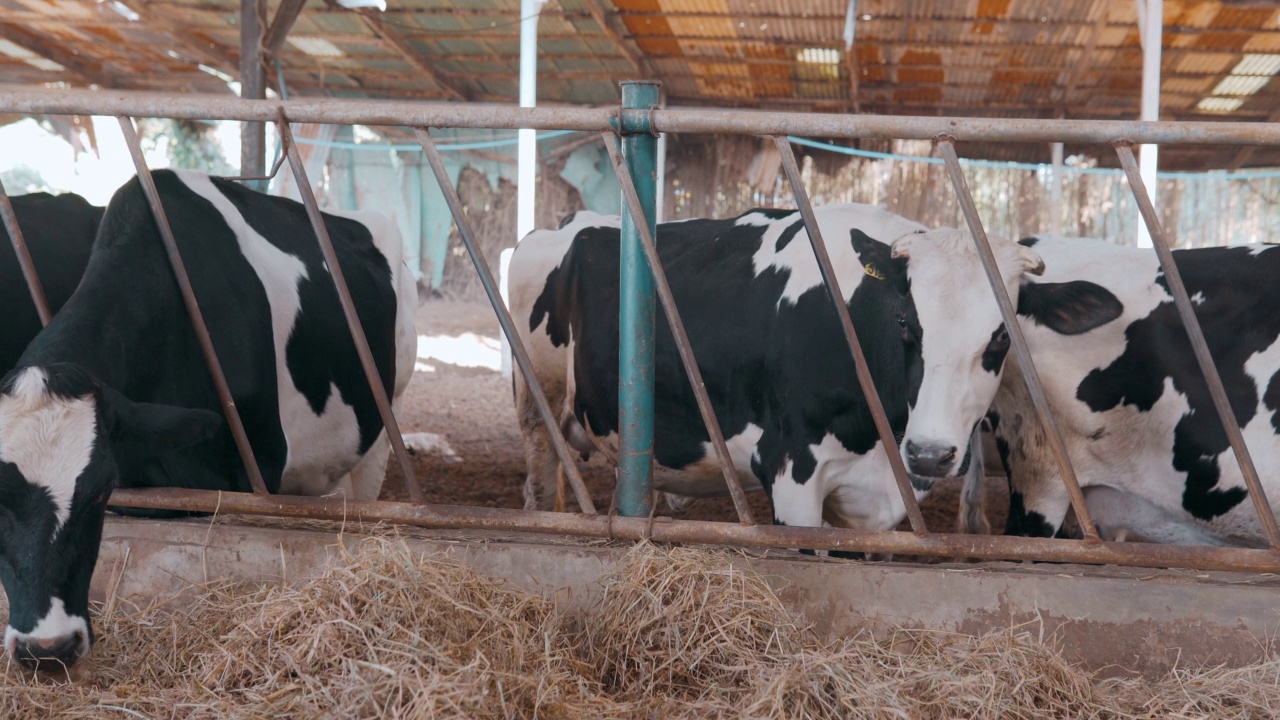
[6,627,89,671]
[904,439,958,477]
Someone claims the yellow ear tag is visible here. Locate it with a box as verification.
[864,263,886,280]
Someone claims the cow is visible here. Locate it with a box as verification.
[508,204,984,535]
[0,170,417,670]
[897,229,1280,548]
[2,191,102,373]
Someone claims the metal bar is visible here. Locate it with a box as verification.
[414,127,598,515]
[0,177,52,327]
[276,117,423,504]
[617,81,660,518]
[773,135,929,535]
[116,116,271,497]
[239,0,267,191]
[13,87,1280,144]
[1116,143,1280,550]
[603,131,756,526]
[937,138,1099,541]
[106,486,1280,574]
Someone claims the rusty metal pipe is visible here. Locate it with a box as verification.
[116,116,272,496]
[0,177,52,327]
[105,486,1280,574]
[1115,142,1280,550]
[414,127,598,515]
[12,87,1280,145]
[774,135,929,535]
[938,138,1099,541]
[277,117,423,504]
[602,131,757,526]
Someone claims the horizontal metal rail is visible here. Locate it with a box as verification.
[3,86,1280,145]
[106,487,1280,574]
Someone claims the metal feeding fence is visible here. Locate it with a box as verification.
[3,84,1280,575]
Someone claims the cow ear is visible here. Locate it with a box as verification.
[1016,280,1124,335]
[101,387,223,452]
[850,229,907,292]
[1017,245,1046,276]
[889,232,919,260]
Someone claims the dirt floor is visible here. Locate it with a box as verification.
[380,298,1010,535]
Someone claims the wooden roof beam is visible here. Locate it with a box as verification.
[1056,5,1110,115]
[129,0,240,81]
[264,0,308,57]
[351,8,470,101]
[582,0,650,77]
[0,22,115,87]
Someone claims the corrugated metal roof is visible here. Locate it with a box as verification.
[4,0,1280,168]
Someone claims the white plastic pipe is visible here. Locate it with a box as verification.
[1136,0,1162,248]
[1050,141,1064,235]
[504,0,546,378]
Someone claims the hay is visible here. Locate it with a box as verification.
[4,539,1280,719]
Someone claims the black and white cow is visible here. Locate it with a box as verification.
[897,230,1280,548]
[0,170,416,669]
[2,191,102,372]
[509,205,983,533]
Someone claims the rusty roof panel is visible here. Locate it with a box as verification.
[1175,51,1237,75]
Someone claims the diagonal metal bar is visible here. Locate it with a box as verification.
[277,116,423,504]
[116,115,271,496]
[936,137,1099,541]
[0,177,52,327]
[1116,142,1280,550]
[773,135,929,535]
[414,126,598,515]
[602,131,757,526]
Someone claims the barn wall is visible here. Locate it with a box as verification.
[292,131,1280,299]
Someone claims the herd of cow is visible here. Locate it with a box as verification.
[2,169,1279,671]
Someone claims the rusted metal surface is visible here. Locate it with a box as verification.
[10,88,1280,146]
[103,486,1280,574]
[0,177,52,327]
[414,127,597,515]
[602,131,756,526]
[277,117,423,504]
[116,115,271,497]
[774,135,929,535]
[1115,142,1280,550]
[938,138,1099,541]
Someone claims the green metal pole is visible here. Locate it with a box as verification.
[617,80,660,517]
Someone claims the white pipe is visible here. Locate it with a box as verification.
[1137,0,1162,248]
[517,0,545,243]
[504,0,546,378]
[655,131,667,223]
[844,0,857,51]
[1050,141,1064,235]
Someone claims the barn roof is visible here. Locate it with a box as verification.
[2,0,1280,169]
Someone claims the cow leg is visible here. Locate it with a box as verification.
[1004,476,1072,538]
[1082,485,1251,547]
[957,429,991,535]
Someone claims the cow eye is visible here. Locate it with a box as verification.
[996,328,1009,345]
[896,314,907,328]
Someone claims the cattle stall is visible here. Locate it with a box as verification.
[4,85,1280,689]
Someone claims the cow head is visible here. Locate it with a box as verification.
[0,363,220,670]
[892,229,1046,478]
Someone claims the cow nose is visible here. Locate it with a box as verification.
[904,440,958,477]
[12,631,87,671]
